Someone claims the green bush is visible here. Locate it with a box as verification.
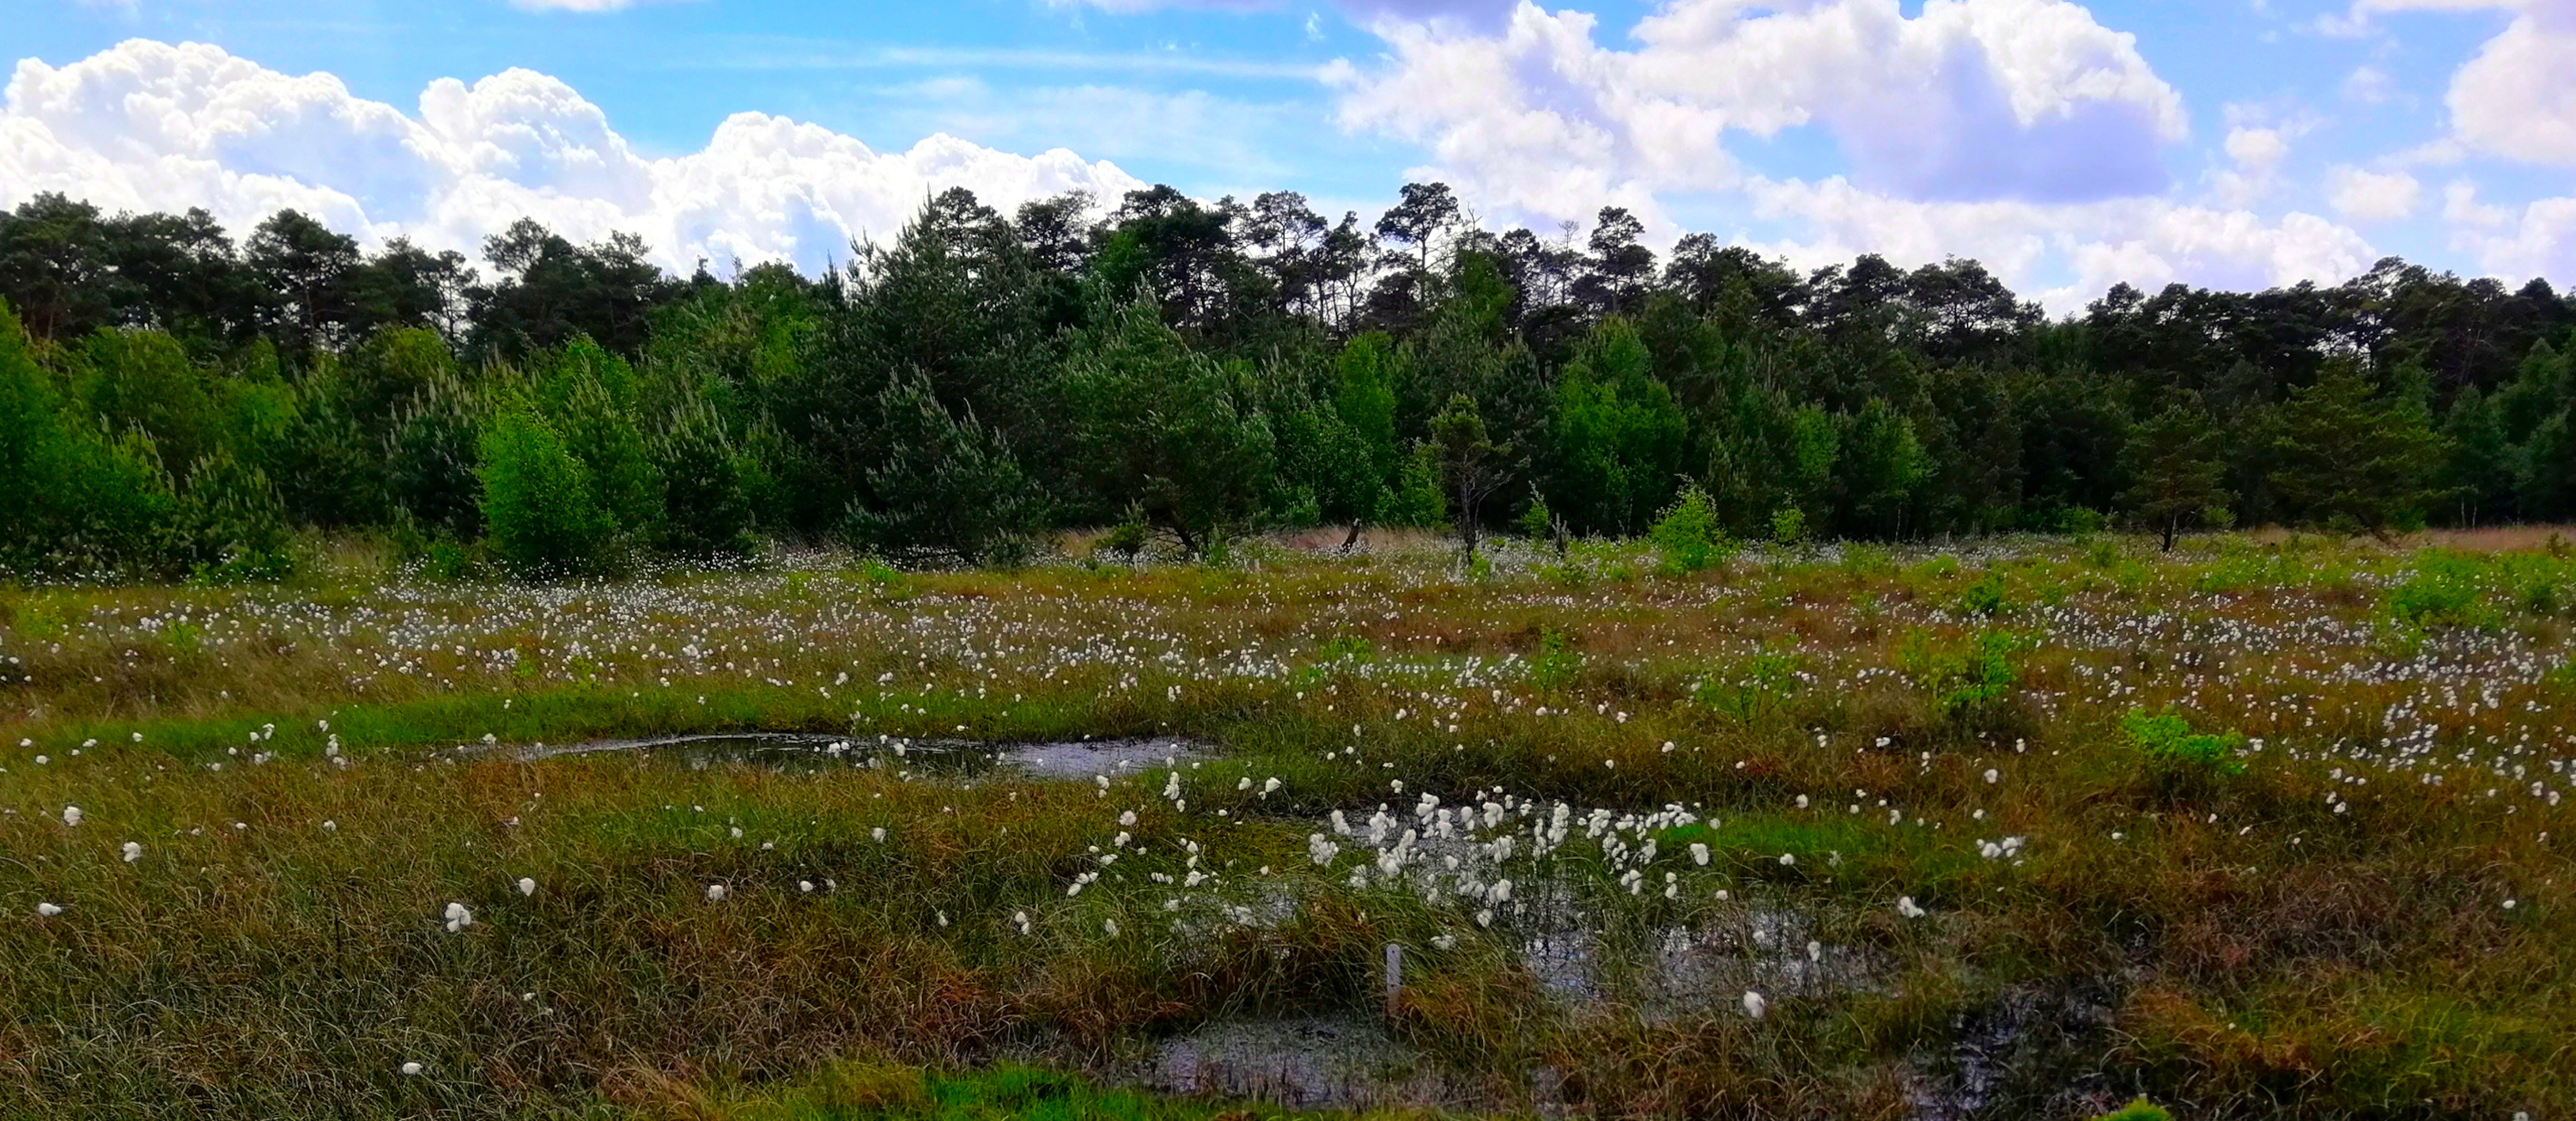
[1896,629,2020,722]
[2385,551,2499,630]
[177,447,294,583]
[2120,707,2247,777]
[1692,647,1806,722]
[1649,484,1729,575]
[1531,627,1583,689]
[478,405,612,576]
[656,402,756,560]
[2093,1098,2172,1121]
[1955,569,2014,617]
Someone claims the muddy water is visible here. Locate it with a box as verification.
[507,732,1206,780]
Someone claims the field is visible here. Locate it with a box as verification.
[1,532,2569,1120]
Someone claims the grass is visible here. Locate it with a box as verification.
[1,531,2570,1119]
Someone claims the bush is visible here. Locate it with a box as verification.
[1955,570,2014,617]
[177,448,294,583]
[1649,484,1729,575]
[656,402,756,560]
[2094,1098,2172,1121]
[478,406,613,576]
[2385,551,2498,630]
[845,377,1047,568]
[1530,627,1583,689]
[2120,707,2247,777]
[1896,629,2020,722]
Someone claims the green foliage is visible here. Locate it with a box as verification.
[1649,483,1729,575]
[477,405,612,576]
[1060,300,1274,557]
[1516,485,1556,542]
[2385,551,2501,631]
[1954,570,2014,617]
[1896,629,2020,721]
[1770,505,1808,547]
[1530,626,1583,689]
[2120,707,2247,777]
[846,375,1048,567]
[655,399,756,560]
[1388,442,1447,528]
[1692,646,1806,722]
[2093,1099,2172,1121]
[384,375,483,540]
[1097,506,1150,561]
[1430,393,1515,561]
[537,338,663,551]
[1544,316,1688,535]
[177,447,294,583]
[2268,362,2445,535]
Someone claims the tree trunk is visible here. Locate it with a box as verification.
[2161,517,2177,552]
[1342,523,1364,551]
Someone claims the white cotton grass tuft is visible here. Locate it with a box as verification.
[443,902,472,932]
[516,877,537,897]
[1103,918,1120,937]
[122,841,143,863]
[36,902,64,917]
[400,1061,423,1075]
[61,806,81,827]
[1897,896,1927,920]
[1690,843,1710,866]
[1741,990,1767,1020]
[705,884,728,902]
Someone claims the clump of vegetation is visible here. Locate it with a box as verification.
[1649,484,1729,575]
[1895,628,2020,722]
[2120,707,2248,777]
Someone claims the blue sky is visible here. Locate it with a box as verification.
[5,0,2572,308]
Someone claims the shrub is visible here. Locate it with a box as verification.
[1955,570,2014,617]
[1896,629,2020,722]
[2385,551,2498,631]
[1531,627,1583,689]
[2094,1098,2172,1121]
[1769,505,1807,547]
[844,377,1046,568]
[177,448,294,583]
[1649,484,1729,575]
[2120,707,2247,777]
[656,402,756,560]
[478,405,612,576]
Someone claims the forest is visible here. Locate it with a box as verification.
[3,181,2573,581]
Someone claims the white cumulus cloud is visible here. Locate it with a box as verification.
[2344,0,2576,166]
[2326,165,2422,222]
[0,40,1144,275]
[1329,0,2377,309]
[1329,0,2187,236]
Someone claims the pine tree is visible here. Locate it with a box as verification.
[2267,363,2446,535]
[1430,393,1516,563]
[846,375,1047,567]
[2439,386,2511,526]
[2119,397,2229,551]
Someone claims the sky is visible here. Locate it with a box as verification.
[3,0,2573,310]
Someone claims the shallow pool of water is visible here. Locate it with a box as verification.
[502,731,1206,781]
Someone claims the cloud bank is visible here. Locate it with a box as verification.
[0,40,1144,275]
[1324,0,2393,307]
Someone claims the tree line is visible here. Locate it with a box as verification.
[2,182,2573,580]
